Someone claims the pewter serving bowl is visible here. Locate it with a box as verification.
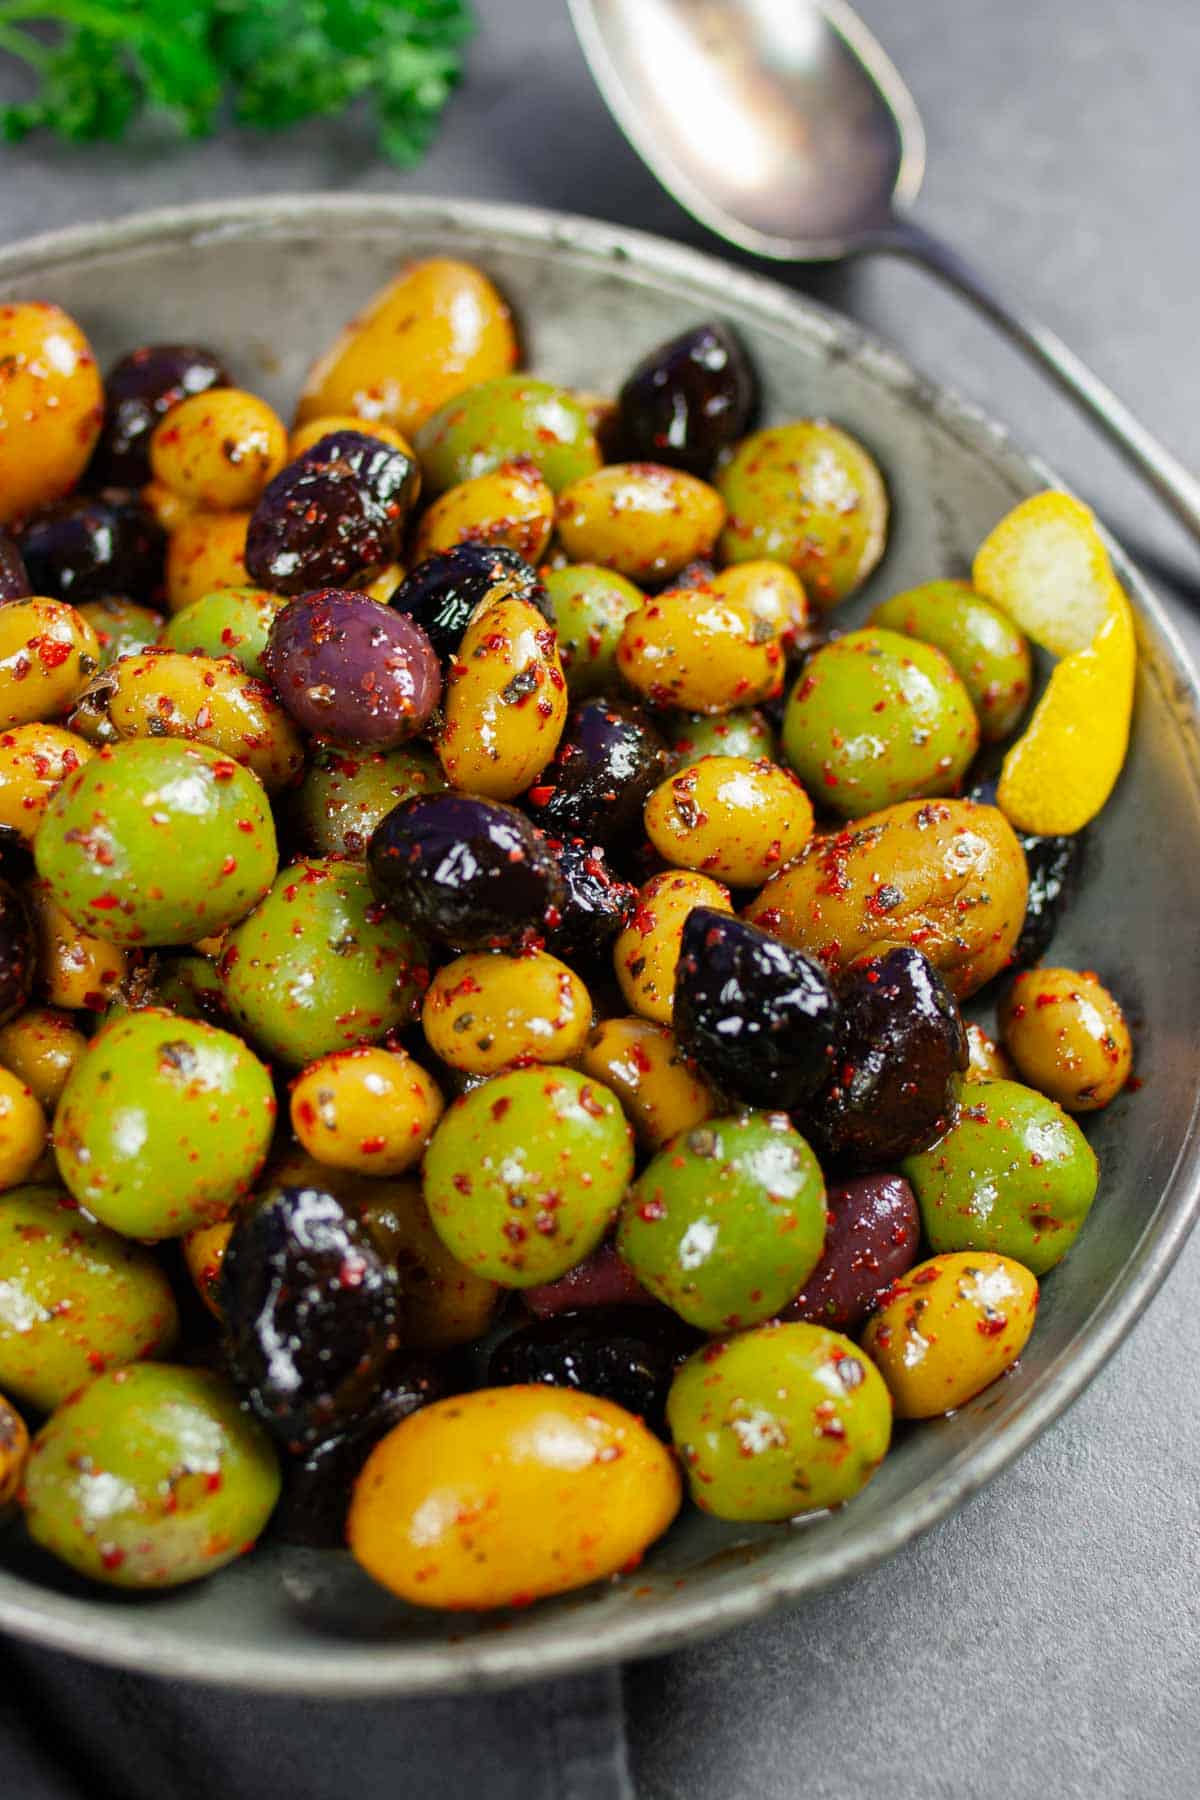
[0,196,1196,1695]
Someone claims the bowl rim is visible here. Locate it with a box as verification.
[1,191,1198,1696]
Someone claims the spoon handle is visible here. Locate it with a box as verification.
[874,217,1200,547]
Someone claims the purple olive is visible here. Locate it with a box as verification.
[0,530,31,601]
[523,1240,655,1319]
[544,837,637,964]
[617,322,757,477]
[393,544,550,664]
[17,493,164,605]
[525,696,670,853]
[90,343,231,488]
[782,1174,920,1332]
[263,589,441,746]
[245,430,418,596]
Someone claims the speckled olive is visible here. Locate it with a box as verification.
[782,629,978,819]
[422,1066,633,1286]
[437,594,567,798]
[423,948,591,1075]
[78,597,165,668]
[613,869,733,1024]
[164,510,250,612]
[151,953,230,1027]
[800,946,968,1167]
[644,754,813,886]
[160,586,286,679]
[716,421,888,609]
[0,1006,86,1111]
[616,321,756,476]
[578,1016,716,1150]
[149,388,287,512]
[182,1217,233,1318]
[221,1183,401,1448]
[541,564,644,696]
[862,1251,1038,1418]
[416,375,602,495]
[619,1113,826,1332]
[29,886,128,1012]
[0,600,100,727]
[392,542,548,665]
[413,462,555,565]
[673,909,838,1109]
[0,1067,45,1187]
[294,743,445,860]
[343,1171,501,1350]
[348,1385,680,1610]
[18,493,164,607]
[23,1364,279,1587]
[0,724,92,846]
[525,696,670,851]
[706,562,809,653]
[746,798,1029,999]
[556,464,725,582]
[782,1174,921,1332]
[264,589,442,748]
[965,1022,1014,1082]
[487,1307,698,1435]
[54,1008,276,1238]
[523,1239,653,1318]
[616,589,784,713]
[219,857,428,1066]
[0,529,32,601]
[904,1076,1098,1274]
[544,838,636,964]
[245,429,419,595]
[290,1045,443,1175]
[295,258,517,438]
[670,706,777,768]
[998,967,1132,1111]
[0,303,103,525]
[368,791,564,950]
[0,1185,178,1410]
[871,580,1032,743]
[667,1321,892,1519]
[91,343,231,488]
[36,737,278,947]
[0,1391,28,1511]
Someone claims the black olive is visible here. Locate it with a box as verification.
[18,494,165,605]
[0,877,35,1027]
[245,430,419,596]
[673,909,838,1108]
[544,837,637,964]
[616,321,757,477]
[485,1307,699,1436]
[220,1185,401,1450]
[392,544,551,664]
[0,529,31,602]
[800,946,968,1168]
[968,774,1084,967]
[367,791,565,951]
[525,696,671,854]
[89,343,231,488]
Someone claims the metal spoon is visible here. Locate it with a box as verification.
[567,0,1200,546]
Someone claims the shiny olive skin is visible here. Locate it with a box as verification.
[78,596,164,668]
[413,462,555,565]
[160,586,286,679]
[54,1008,277,1238]
[221,1183,401,1449]
[438,594,568,799]
[290,1045,443,1176]
[614,869,733,1024]
[0,1005,87,1110]
[0,877,35,1027]
[0,1185,178,1411]
[0,1066,46,1189]
[644,753,814,887]
[870,580,1033,744]
[667,1322,892,1520]
[90,343,231,488]
[670,706,776,768]
[347,1170,501,1350]
[415,375,602,494]
[0,1393,28,1511]
[0,303,103,525]
[525,696,671,852]
[619,1113,826,1332]
[673,909,838,1110]
[967,773,1085,968]
[542,564,644,697]
[904,1077,1099,1275]
[23,1364,280,1588]
[998,967,1132,1112]
[782,1174,921,1332]
[219,857,429,1066]
[578,1017,716,1151]
[544,838,637,964]
[863,1252,1038,1419]
[799,947,968,1168]
[293,743,445,859]
[264,589,441,747]
[782,628,979,819]
[966,1021,1014,1082]
[523,1239,654,1318]
[164,510,251,612]
[617,321,756,477]
[149,389,286,513]
[0,599,101,728]
[556,463,727,582]
[29,886,128,1013]
[0,724,92,846]
[616,588,785,714]
[716,421,888,609]
[392,543,548,665]
[245,429,419,595]
[0,529,31,602]
[35,737,278,947]
[18,495,164,607]
[422,948,591,1075]
[422,1066,634,1286]
[368,792,565,950]
[487,1307,698,1436]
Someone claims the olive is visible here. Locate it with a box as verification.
[673,908,838,1109]
[781,1173,920,1331]
[617,321,757,477]
[0,303,103,525]
[293,743,445,860]
[392,543,549,665]
[17,494,165,605]
[0,529,31,602]
[544,837,637,964]
[578,1018,717,1151]
[968,774,1085,967]
[0,877,35,1027]
[151,953,231,1028]
[220,1183,402,1450]
[670,706,777,768]
[542,564,643,697]
[863,1251,1038,1419]
[90,343,231,488]
[78,596,165,668]
[415,374,602,494]
[799,946,968,1168]
[486,1308,699,1436]
[368,791,565,951]
[998,967,1132,1112]
[160,586,286,680]
[523,1239,655,1318]
[263,589,441,746]
[245,429,419,595]
[525,696,671,852]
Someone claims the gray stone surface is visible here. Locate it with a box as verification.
[1,0,1198,1794]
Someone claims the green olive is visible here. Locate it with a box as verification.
[415,375,602,495]
[160,586,288,680]
[670,707,777,768]
[78,597,165,669]
[292,743,445,859]
[870,580,1033,743]
[541,564,645,697]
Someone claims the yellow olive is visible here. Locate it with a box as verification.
[437,595,568,798]
[422,949,592,1075]
[0,302,103,525]
[708,560,809,650]
[287,414,415,462]
[411,461,554,564]
[578,1016,716,1149]
[613,870,733,1024]
[360,563,406,604]
[0,1006,88,1112]
[141,479,196,534]
[644,754,814,887]
[355,1177,501,1350]
[0,1067,47,1189]
[149,388,288,511]
[182,1217,234,1320]
[289,1045,444,1175]
[965,1022,1015,1083]
[998,966,1132,1111]
[863,1251,1038,1418]
[556,463,726,581]
[30,884,128,1013]
[616,589,784,714]
[0,601,100,727]
[165,511,251,612]
[0,1390,29,1512]
[0,724,93,842]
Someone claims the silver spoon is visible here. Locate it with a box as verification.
[567,0,1200,547]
